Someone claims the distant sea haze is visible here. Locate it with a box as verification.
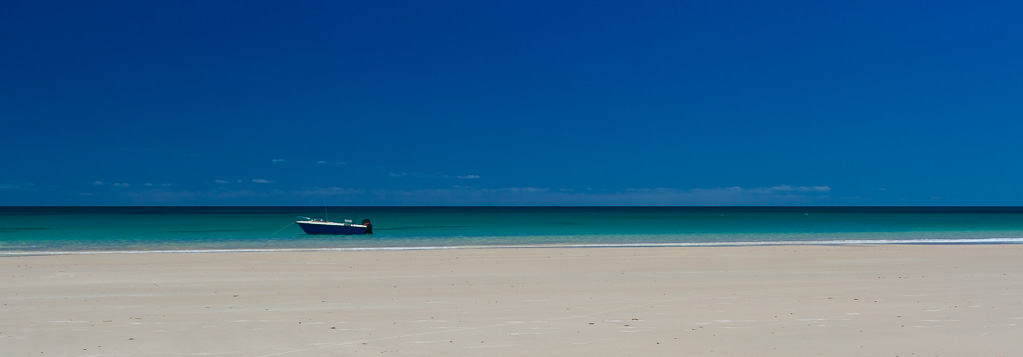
[2,207,1023,254]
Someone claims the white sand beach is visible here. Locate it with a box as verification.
[3,245,1022,356]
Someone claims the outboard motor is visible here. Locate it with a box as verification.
[361,219,373,234]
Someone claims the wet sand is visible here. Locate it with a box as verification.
[3,245,1022,356]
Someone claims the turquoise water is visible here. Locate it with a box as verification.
[2,207,1023,254]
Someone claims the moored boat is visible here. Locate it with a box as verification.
[295,217,372,235]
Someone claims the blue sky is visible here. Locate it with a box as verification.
[2,1,1022,206]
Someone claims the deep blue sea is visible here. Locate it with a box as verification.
[2,207,1023,254]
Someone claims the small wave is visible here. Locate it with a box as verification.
[2,238,1022,256]
[0,246,463,256]
[376,226,467,231]
[166,229,245,233]
[555,237,1023,248]
[0,227,50,233]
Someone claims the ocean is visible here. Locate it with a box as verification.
[2,206,1023,254]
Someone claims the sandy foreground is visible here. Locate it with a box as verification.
[2,245,1022,356]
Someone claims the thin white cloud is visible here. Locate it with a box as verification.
[114,187,362,205]
[83,183,832,206]
[769,185,831,192]
[390,171,483,180]
[615,185,832,205]
[121,190,200,204]
[364,184,833,205]
[503,187,548,193]
[213,190,265,199]
[91,181,137,188]
[272,159,286,163]
[293,187,366,196]
[215,180,230,184]
[0,180,36,190]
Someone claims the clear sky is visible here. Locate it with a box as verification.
[2,1,1022,206]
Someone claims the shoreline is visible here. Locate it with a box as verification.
[4,244,1023,355]
[3,237,1023,256]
